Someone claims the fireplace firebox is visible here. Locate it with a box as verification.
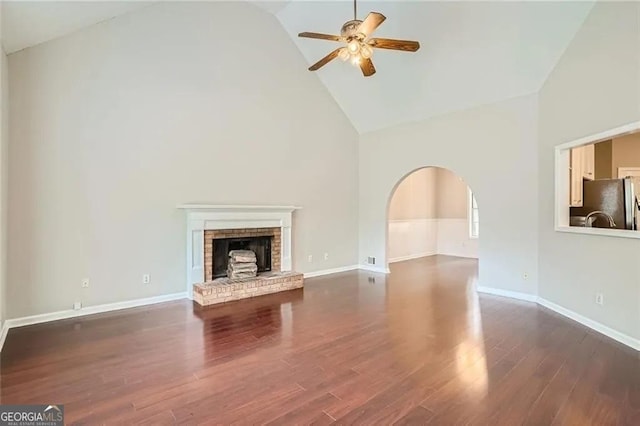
[212,236,272,279]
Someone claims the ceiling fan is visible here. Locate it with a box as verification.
[298,0,420,77]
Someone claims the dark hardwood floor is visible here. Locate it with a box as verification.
[1,256,638,424]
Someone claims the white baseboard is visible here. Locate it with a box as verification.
[437,252,479,259]
[537,297,640,352]
[476,286,639,352]
[3,283,636,354]
[304,265,359,278]
[0,322,8,353]
[476,286,539,303]
[358,264,390,274]
[3,292,188,332]
[389,252,435,263]
[304,264,392,277]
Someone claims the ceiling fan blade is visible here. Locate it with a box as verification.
[359,57,376,77]
[368,38,420,52]
[357,12,386,38]
[298,32,345,42]
[309,48,342,71]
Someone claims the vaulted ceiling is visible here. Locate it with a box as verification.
[274,1,594,132]
[2,0,594,133]
[1,1,152,54]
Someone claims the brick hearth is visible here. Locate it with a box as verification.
[193,271,303,306]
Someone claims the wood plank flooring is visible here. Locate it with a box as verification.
[1,255,638,424]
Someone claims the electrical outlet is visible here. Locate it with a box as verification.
[324,253,329,261]
[81,278,89,288]
[367,256,376,265]
[73,301,82,310]
[595,292,604,305]
[143,274,150,284]
[307,255,313,263]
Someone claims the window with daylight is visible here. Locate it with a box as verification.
[469,191,479,238]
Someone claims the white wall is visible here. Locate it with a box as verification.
[436,219,478,259]
[0,1,7,329]
[387,218,439,262]
[538,2,640,341]
[360,94,539,294]
[7,2,359,319]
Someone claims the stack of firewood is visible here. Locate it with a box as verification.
[227,250,258,279]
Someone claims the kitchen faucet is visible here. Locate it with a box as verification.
[585,210,616,228]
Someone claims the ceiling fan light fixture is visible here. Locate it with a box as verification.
[360,43,373,59]
[347,39,360,53]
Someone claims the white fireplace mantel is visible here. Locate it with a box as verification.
[177,204,301,213]
[178,204,301,298]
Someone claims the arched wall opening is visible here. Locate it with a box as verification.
[357,95,538,298]
[386,166,479,268]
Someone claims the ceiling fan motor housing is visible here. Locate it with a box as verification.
[341,20,364,39]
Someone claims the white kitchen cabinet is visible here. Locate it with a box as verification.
[570,148,583,206]
[570,144,595,207]
[582,144,595,179]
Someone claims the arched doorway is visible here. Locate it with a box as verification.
[386,166,479,268]
[384,166,485,372]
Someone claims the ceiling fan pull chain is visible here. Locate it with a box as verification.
[354,0,357,20]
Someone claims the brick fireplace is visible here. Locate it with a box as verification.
[178,204,301,299]
[204,227,281,281]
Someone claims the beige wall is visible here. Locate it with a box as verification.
[594,140,612,179]
[592,134,640,179]
[388,167,469,221]
[436,168,468,219]
[612,133,640,175]
[538,1,640,341]
[388,167,437,220]
[7,2,359,319]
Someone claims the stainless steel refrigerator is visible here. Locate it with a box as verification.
[570,178,637,230]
